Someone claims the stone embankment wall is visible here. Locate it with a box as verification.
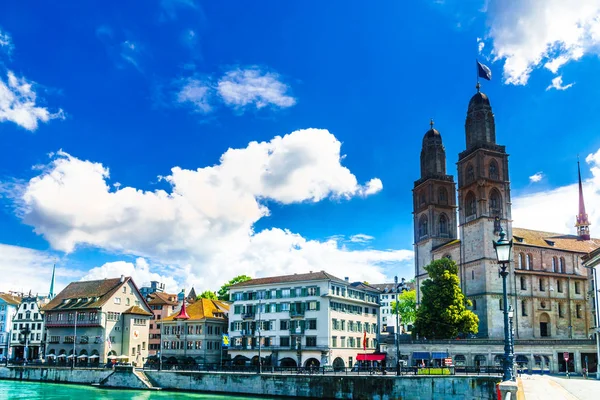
[146,371,499,400]
[0,366,500,399]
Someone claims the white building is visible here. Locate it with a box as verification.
[227,271,381,369]
[583,247,600,378]
[9,294,45,361]
[0,293,20,360]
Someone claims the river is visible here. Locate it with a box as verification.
[0,380,279,400]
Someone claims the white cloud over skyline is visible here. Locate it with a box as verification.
[529,172,544,183]
[546,76,574,91]
[486,0,600,85]
[11,129,405,292]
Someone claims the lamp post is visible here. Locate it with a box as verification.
[257,295,262,374]
[493,227,514,382]
[394,276,406,376]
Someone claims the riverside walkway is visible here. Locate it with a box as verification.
[519,374,600,400]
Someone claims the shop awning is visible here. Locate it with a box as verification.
[432,352,449,359]
[357,353,386,361]
[412,352,431,360]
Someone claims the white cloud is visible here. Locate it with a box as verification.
[176,78,212,113]
[217,67,296,110]
[487,0,600,85]
[477,37,485,53]
[546,75,574,91]
[348,234,375,243]
[513,147,600,234]
[120,40,141,71]
[14,129,407,291]
[80,258,180,293]
[0,28,13,55]
[0,71,65,131]
[529,172,544,183]
[0,244,76,296]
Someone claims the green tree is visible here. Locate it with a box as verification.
[217,275,252,301]
[197,290,218,300]
[412,258,479,339]
[390,289,417,327]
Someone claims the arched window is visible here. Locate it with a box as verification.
[419,192,426,205]
[419,215,428,238]
[552,257,557,272]
[489,189,502,217]
[489,160,499,180]
[439,214,448,235]
[526,254,533,270]
[443,254,452,260]
[438,187,448,204]
[518,253,525,269]
[520,276,526,290]
[559,257,565,273]
[465,191,476,217]
[521,300,528,316]
[466,164,475,182]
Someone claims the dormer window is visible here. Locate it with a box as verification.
[545,240,555,246]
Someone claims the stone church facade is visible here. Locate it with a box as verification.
[408,86,600,374]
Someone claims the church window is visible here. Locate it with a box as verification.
[443,254,452,261]
[489,160,499,180]
[576,304,582,318]
[518,253,525,269]
[558,303,564,318]
[471,299,477,310]
[439,214,448,235]
[559,258,565,273]
[419,193,426,205]
[499,299,503,311]
[471,270,474,280]
[520,277,526,290]
[557,280,562,293]
[539,278,545,292]
[465,192,476,217]
[466,164,474,182]
[489,190,502,217]
[552,257,557,272]
[574,282,581,294]
[521,300,528,316]
[418,215,428,238]
[526,254,532,270]
[438,187,448,204]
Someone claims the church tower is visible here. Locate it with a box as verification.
[576,159,591,240]
[413,120,458,302]
[456,84,513,338]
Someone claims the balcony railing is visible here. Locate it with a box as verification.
[289,309,305,318]
[289,326,305,335]
[241,312,255,320]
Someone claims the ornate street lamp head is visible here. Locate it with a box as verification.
[493,227,513,264]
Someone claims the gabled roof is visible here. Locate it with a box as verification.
[513,227,600,253]
[124,305,153,316]
[163,298,230,322]
[0,293,21,306]
[147,291,178,306]
[230,271,347,288]
[370,281,415,293]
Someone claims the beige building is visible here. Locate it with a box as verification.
[411,85,600,373]
[146,291,179,355]
[228,271,381,369]
[43,276,152,366]
[160,298,230,366]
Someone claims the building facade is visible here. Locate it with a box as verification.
[583,247,600,378]
[146,291,179,355]
[0,293,20,360]
[140,281,166,299]
[9,295,45,361]
[411,84,600,373]
[227,271,380,369]
[160,298,230,365]
[43,276,153,366]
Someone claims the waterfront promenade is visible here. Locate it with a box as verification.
[520,375,600,400]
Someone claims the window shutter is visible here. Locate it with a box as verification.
[230,293,234,301]
[316,301,320,311]
[276,290,282,299]
[243,292,248,301]
[276,304,282,313]
[230,322,234,331]
[315,287,320,296]
[300,302,306,312]
[300,320,306,329]
[301,288,307,297]
[265,291,270,299]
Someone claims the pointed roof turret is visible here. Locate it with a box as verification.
[576,158,591,240]
[420,119,447,178]
[49,264,56,299]
[174,290,190,320]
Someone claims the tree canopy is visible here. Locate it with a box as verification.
[412,258,479,339]
[390,289,417,326]
[217,275,252,301]
[198,290,218,300]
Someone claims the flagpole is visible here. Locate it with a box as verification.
[476,59,480,92]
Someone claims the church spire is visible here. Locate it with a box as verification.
[49,264,56,299]
[576,158,591,240]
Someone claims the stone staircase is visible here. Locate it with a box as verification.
[133,368,161,391]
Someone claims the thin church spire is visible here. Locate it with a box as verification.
[49,264,56,299]
[575,157,591,240]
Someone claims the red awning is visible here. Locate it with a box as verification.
[356,354,386,361]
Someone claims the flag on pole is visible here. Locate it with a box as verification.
[106,336,112,350]
[363,330,367,351]
[477,61,492,81]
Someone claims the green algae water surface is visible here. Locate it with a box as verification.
[0,380,279,400]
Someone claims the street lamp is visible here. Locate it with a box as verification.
[493,227,514,382]
[394,276,406,376]
[257,294,263,374]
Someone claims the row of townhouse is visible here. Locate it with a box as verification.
[226,271,383,369]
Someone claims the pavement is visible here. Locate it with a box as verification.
[519,374,600,400]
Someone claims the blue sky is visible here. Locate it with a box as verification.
[1,0,600,295]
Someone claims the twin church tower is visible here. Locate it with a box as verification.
[412,85,593,339]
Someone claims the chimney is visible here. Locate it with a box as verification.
[345,277,349,282]
[120,275,125,283]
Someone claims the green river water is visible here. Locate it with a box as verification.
[0,380,279,400]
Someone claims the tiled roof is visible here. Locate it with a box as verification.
[370,281,415,293]
[163,298,230,322]
[512,227,600,253]
[147,291,178,306]
[0,293,21,305]
[42,278,127,311]
[230,271,347,288]
[124,305,153,316]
